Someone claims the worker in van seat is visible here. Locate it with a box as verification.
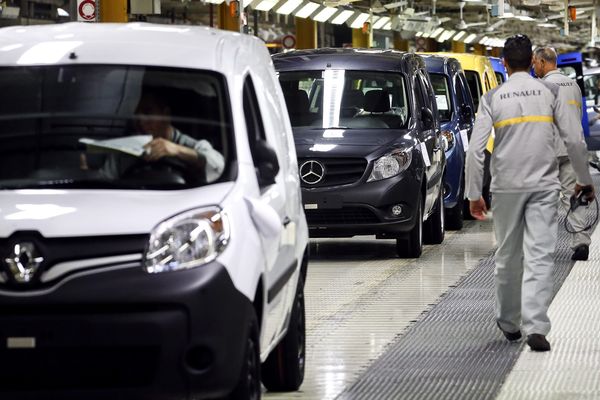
[102,90,224,183]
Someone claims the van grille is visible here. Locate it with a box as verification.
[298,158,367,188]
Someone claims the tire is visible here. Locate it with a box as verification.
[445,174,464,231]
[229,311,261,400]
[396,197,423,258]
[424,185,445,244]
[261,276,306,392]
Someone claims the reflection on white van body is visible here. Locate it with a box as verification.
[0,22,308,400]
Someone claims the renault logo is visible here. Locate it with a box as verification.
[4,242,43,284]
[299,160,325,185]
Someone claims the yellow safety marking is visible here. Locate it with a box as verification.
[568,100,582,108]
[493,115,554,129]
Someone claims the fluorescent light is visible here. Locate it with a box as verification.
[276,0,303,14]
[537,23,558,28]
[331,10,354,24]
[422,32,431,38]
[515,15,535,21]
[350,13,370,29]
[438,29,456,42]
[313,6,337,22]
[415,31,423,37]
[478,36,489,44]
[430,27,444,39]
[255,0,279,11]
[383,22,392,30]
[373,16,390,29]
[464,33,477,43]
[205,0,225,4]
[243,0,253,7]
[294,2,319,18]
[453,31,466,41]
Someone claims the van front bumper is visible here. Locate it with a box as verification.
[0,260,253,400]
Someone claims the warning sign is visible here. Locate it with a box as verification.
[282,35,296,50]
[77,0,96,22]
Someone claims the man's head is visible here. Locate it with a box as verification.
[532,47,557,78]
[502,34,533,74]
[135,90,172,139]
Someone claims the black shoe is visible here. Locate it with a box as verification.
[572,244,589,261]
[527,334,551,352]
[496,321,522,342]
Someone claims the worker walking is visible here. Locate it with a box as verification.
[533,46,592,261]
[466,35,595,352]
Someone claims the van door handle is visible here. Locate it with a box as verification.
[283,216,291,226]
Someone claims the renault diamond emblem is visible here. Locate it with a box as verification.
[299,160,325,185]
[4,242,43,284]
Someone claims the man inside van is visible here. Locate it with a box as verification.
[466,34,594,352]
[101,89,225,183]
[533,46,592,261]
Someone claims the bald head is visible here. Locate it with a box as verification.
[533,47,557,78]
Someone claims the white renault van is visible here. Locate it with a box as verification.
[0,23,308,400]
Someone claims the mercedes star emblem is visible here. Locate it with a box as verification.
[299,160,326,185]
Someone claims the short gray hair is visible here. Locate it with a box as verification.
[533,47,557,64]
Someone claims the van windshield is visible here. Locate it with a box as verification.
[0,65,233,190]
[278,70,410,130]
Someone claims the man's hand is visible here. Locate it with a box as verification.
[574,183,596,202]
[469,197,488,220]
[143,138,180,161]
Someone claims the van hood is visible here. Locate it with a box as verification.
[293,128,416,158]
[0,182,235,238]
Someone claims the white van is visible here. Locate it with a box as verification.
[0,23,308,400]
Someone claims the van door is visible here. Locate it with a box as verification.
[243,75,296,350]
[415,70,442,212]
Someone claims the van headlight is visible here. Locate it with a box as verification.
[143,207,230,273]
[367,149,412,182]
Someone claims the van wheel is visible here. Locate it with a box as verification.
[445,175,464,231]
[229,311,261,400]
[396,198,423,258]
[262,276,306,392]
[424,185,445,244]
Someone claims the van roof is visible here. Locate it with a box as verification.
[0,22,263,73]
[272,48,419,72]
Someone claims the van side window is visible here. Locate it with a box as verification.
[464,71,482,111]
[243,75,274,187]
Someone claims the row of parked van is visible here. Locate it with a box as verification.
[0,22,507,400]
[273,49,506,258]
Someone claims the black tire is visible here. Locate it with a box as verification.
[396,197,423,258]
[261,276,306,392]
[229,311,261,400]
[445,174,464,231]
[424,185,445,244]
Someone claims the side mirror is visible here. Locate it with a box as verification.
[254,139,280,187]
[460,105,474,122]
[421,107,434,130]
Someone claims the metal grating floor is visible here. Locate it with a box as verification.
[265,172,600,400]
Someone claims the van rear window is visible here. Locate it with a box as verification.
[0,65,233,190]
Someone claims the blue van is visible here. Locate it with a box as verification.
[422,55,476,230]
[489,56,507,84]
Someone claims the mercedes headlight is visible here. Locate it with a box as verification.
[367,149,413,182]
[442,130,454,150]
[144,207,230,273]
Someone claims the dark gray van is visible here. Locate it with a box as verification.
[273,49,446,258]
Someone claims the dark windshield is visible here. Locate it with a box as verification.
[464,70,482,111]
[495,71,505,84]
[278,70,410,130]
[429,73,452,122]
[0,65,233,190]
